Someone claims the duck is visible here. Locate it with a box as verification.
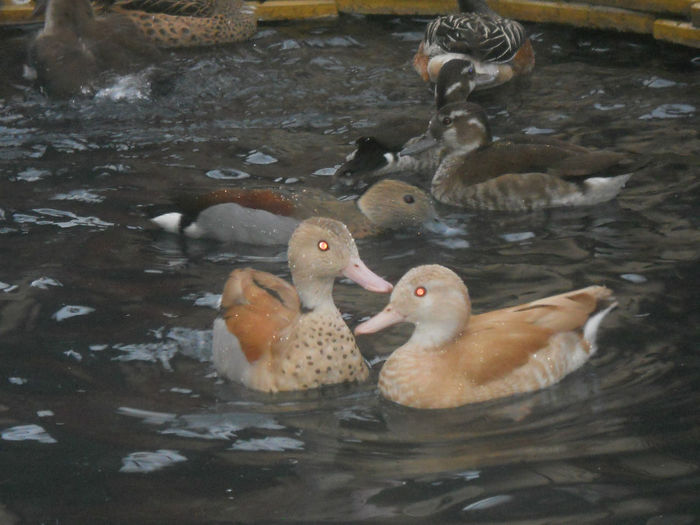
[213,217,393,392]
[151,179,441,245]
[94,0,257,48]
[401,101,635,211]
[355,264,617,409]
[412,0,535,89]
[334,59,477,188]
[27,0,160,97]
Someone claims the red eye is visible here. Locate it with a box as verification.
[414,286,426,297]
[318,240,329,251]
[442,117,452,126]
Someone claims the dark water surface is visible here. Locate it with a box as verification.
[1,15,699,524]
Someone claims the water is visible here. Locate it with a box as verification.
[1,15,699,523]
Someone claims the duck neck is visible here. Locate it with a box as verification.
[407,314,467,350]
[45,0,94,35]
[459,0,495,15]
[292,274,337,313]
[407,291,471,349]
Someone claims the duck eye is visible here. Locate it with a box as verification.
[361,137,372,144]
[318,240,329,251]
[442,117,452,126]
[414,286,427,297]
[403,194,415,204]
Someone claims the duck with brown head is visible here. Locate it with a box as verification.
[401,101,638,211]
[151,179,444,245]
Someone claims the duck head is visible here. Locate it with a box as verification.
[288,217,392,309]
[334,136,392,186]
[357,179,439,232]
[355,264,471,347]
[400,102,492,158]
[432,57,477,106]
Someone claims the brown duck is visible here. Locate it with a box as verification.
[95,0,258,47]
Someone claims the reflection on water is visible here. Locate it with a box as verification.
[1,15,699,523]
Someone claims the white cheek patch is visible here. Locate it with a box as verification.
[466,117,486,133]
[345,150,356,161]
[383,152,396,166]
[445,82,462,97]
[447,110,469,119]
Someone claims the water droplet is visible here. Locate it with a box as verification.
[1,424,57,444]
[53,305,95,321]
[245,151,278,165]
[205,168,250,180]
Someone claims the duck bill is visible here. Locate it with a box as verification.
[342,257,393,294]
[354,307,405,335]
[399,134,439,157]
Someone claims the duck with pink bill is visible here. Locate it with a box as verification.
[213,217,392,393]
[355,264,617,409]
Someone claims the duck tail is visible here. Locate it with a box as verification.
[580,173,632,205]
[582,295,617,354]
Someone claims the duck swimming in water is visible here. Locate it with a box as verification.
[213,217,393,392]
[151,179,441,245]
[28,0,160,97]
[355,265,616,409]
[413,0,535,89]
[402,102,636,211]
[95,0,258,48]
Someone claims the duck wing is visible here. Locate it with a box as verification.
[457,321,556,385]
[547,151,630,178]
[428,14,527,63]
[473,285,613,335]
[453,140,588,185]
[461,286,613,384]
[102,0,216,16]
[175,188,296,219]
[220,269,301,363]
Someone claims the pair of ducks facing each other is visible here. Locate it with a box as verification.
[338,99,636,212]
[213,217,616,409]
[28,0,256,97]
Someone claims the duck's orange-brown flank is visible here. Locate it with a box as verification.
[212,217,391,393]
[356,265,616,409]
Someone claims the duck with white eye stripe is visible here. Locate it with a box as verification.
[355,264,616,409]
[401,101,638,211]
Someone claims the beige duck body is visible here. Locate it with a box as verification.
[356,265,616,409]
[101,0,258,47]
[212,217,392,392]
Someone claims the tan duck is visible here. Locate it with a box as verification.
[213,217,393,392]
[401,102,635,211]
[28,0,160,97]
[355,265,616,409]
[413,0,535,89]
[95,0,257,47]
[151,179,442,245]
